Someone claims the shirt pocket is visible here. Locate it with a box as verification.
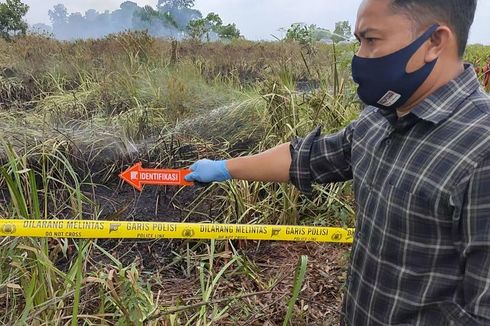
[375,183,454,242]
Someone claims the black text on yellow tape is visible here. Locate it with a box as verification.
[0,220,354,243]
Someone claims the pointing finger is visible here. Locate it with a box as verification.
[185,172,197,182]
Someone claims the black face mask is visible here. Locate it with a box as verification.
[351,24,439,110]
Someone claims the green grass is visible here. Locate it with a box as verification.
[0,32,488,324]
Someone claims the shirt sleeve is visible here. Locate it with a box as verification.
[289,121,356,196]
[452,153,490,325]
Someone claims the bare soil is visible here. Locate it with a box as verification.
[83,181,351,324]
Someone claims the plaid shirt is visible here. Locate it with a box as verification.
[290,65,490,325]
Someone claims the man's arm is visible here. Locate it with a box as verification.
[185,118,359,191]
[455,154,490,324]
[226,143,292,183]
[184,143,292,184]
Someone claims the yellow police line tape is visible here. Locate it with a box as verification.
[0,219,354,243]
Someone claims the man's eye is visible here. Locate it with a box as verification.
[356,37,376,45]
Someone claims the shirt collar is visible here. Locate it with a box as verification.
[374,64,481,126]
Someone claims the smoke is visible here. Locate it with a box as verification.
[31,1,203,40]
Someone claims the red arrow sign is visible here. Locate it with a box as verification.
[119,162,193,191]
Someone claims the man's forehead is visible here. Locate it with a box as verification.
[357,0,395,17]
[355,0,411,34]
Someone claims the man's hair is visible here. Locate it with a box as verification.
[391,0,477,57]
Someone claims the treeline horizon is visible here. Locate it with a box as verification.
[29,0,238,41]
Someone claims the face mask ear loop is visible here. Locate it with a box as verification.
[404,24,440,75]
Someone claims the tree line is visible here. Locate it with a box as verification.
[1,0,352,44]
[2,0,241,41]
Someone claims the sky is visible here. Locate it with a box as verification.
[23,0,490,44]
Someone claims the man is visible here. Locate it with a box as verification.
[186,0,490,324]
[482,57,490,89]
[476,56,490,90]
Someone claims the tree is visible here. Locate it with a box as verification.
[133,5,178,37]
[331,21,352,43]
[48,4,69,39]
[0,0,29,40]
[218,23,240,40]
[187,17,206,40]
[285,21,353,45]
[285,23,315,46]
[48,4,68,25]
[158,0,195,10]
[120,1,138,11]
[159,3,201,31]
[204,12,222,27]
[187,13,219,41]
[187,12,239,41]
[111,1,138,31]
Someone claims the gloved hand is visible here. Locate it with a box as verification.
[185,159,232,183]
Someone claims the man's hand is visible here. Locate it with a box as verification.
[185,142,292,185]
[185,159,232,183]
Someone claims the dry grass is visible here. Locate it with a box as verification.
[0,32,488,324]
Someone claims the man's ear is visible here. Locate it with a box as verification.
[425,25,453,62]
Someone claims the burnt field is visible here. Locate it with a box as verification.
[0,33,488,324]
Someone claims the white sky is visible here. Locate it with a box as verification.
[23,0,490,44]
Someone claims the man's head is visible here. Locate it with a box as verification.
[390,0,477,58]
[354,0,477,113]
[355,0,477,59]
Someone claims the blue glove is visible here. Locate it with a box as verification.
[185,159,232,183]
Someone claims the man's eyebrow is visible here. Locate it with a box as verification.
[354,27,382,39]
